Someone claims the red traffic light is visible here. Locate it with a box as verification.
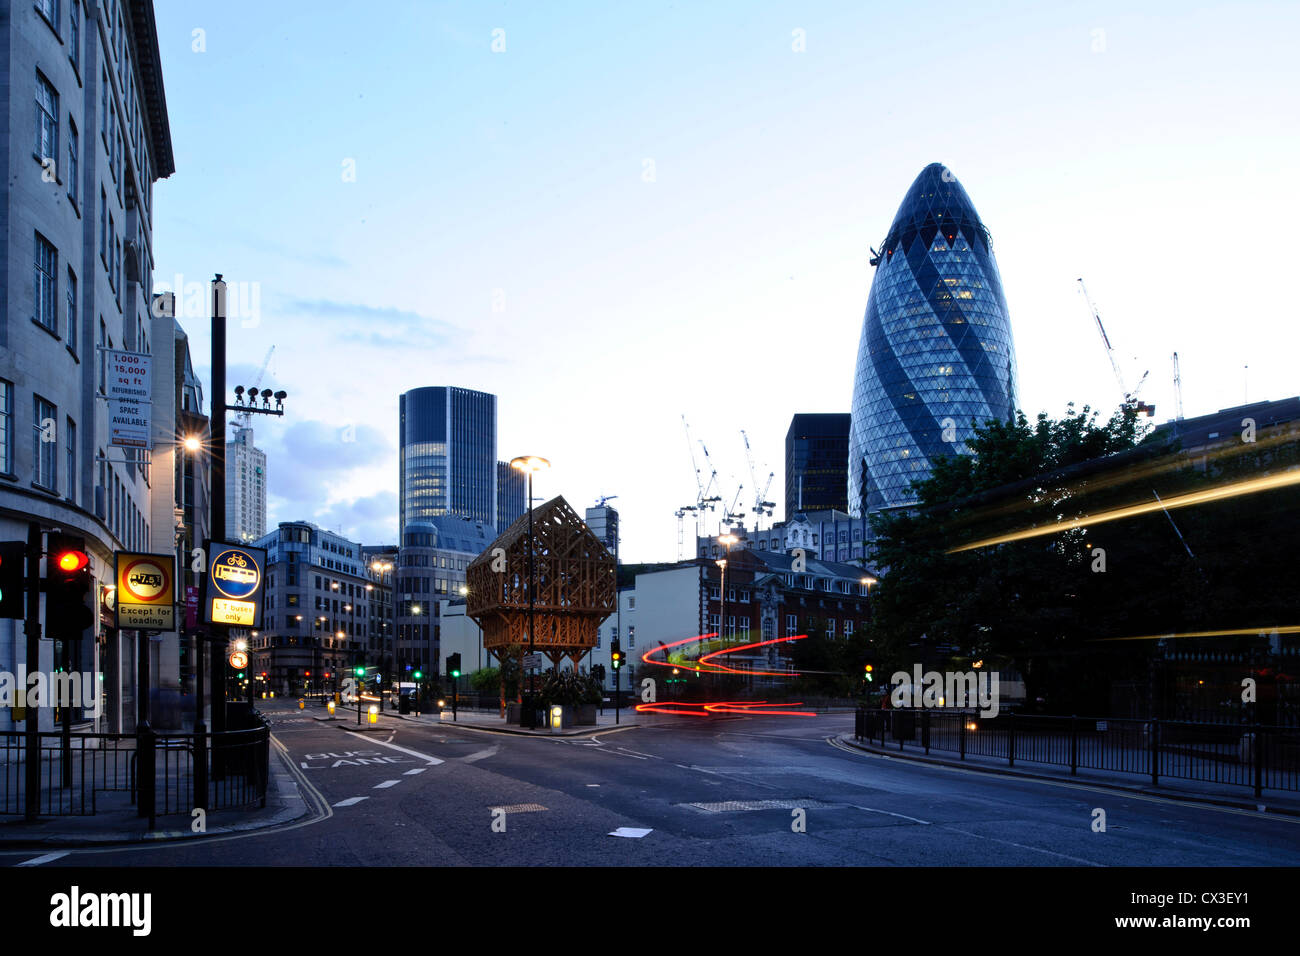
[55,549,89,573]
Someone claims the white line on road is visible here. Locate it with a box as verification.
[462,745,499,763]
[16,852,68,867]
[939,825,1105,866]
[616,747,662,760]
[609,827,653,838]
[332,797,369,807]
[403,768,427,776]
[344,731,444,765]
[374,780,401,789]
[850,804,932,825]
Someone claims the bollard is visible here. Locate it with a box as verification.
[298,698,305,710]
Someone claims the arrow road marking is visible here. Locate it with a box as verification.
[609,827,653,838]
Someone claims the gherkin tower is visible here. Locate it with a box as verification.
[849,163,1019,514]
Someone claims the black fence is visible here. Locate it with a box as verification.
[0,716,270,826]
[854,708,1300,797]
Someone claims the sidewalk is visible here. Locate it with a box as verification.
[836,733,1300,818]
[0,745,314,849]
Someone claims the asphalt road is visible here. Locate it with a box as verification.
[7,700,1300,866]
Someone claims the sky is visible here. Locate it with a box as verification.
[149,0,1300,562]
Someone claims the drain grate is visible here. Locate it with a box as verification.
[684,799,841,813]
[491,803,548,813]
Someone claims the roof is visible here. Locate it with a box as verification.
[749,549,878,580]
[128,1,175,179]
[1148,397,1300,450]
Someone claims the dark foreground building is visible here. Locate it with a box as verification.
[786,413,850,516]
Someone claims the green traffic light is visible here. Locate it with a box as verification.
[354,666,365,677]
[451,669,460,678]
[413,670,422,679]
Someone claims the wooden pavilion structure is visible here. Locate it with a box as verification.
[466,495,616,673]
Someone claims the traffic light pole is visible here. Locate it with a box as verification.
[209,276,228,780]
[24,522,40,821]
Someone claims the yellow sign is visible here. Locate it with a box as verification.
[114,552,175,631]
[211,598,256,626]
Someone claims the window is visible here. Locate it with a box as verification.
[36,0,58,30]
[34,233,57,331]
[785,614,798,637]
[69,1,80,70]
[33,397,57,490]
[99,188,107,262]
[67,120,78,204]
[36,73,58,165]
[0,381,12,474]
[827,619,836,638]
[844,620,854,637]
[739,589,750,603]
[97,320,107,393]
[65,418,76,502]
[65,269,77,351]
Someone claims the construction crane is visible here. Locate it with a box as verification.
[1076,279,1154,417]
[723,484,746,529]
[594,495,618,508]
[740,430,776,527]
[236,345,276,429]
[1171,352,1184,421]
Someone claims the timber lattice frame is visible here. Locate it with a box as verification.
[466,495,616,669]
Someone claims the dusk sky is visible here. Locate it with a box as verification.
[150,1,1300,561]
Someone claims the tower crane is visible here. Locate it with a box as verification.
[1171,352,1184,421]
[1077,279,1153,416]
[595,495,618,508]
[740,430,776,527]
[236,345,276,430]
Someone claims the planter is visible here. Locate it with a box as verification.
[573,704,598,726]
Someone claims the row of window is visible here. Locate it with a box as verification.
[0,379,147,550]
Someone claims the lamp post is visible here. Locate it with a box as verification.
[716,531,738,640]
[510,455,551,728]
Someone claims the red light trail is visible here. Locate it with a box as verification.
[634,632,817,716]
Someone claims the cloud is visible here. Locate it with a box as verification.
[279,297,462,348]
[310,491,399,546]
[264,418,393,504]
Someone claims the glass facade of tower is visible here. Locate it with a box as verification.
[849,163,1019,514]
[399,387,497,530]
[785,413,851,517]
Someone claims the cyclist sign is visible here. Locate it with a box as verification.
[201,542,266,628]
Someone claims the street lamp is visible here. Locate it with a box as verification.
[511,454,551,728]
[716,533,738,644]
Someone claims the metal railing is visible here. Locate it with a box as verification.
[0,717,270,825]
[854,708,1300,797]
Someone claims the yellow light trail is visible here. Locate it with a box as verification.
[1091,625,1300,643]
[947,469,1300,553]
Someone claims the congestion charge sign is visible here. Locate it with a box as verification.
[114,552,175,631]
[201,542,266,629]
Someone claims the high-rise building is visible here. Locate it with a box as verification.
[496,459,525,530]
[848,163,1019,514]
[785,413,850,517]
[225,423,266,542]
[399,386,496,531]
[0,1,175,733]
[584,502,619,555]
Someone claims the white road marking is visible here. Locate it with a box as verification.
[586,784,600,787]
[344,731,444,765]
[462,745,499,763]
[616,747,661,760]
[403,768,427,776]
[374,780,401,789]
[17,852,68,867]
[333,796,369,807]
[851,804,932,825]
[939,825,1105,866]
[609,827,653,838]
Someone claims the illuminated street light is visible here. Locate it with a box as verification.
[183,435,202,453]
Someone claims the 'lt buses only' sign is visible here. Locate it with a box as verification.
[201,542,266,628]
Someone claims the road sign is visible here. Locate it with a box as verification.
[105,349,152,449]
[201,542,266,628]
[523,652,544,670]
[229,650,249,670]
[114,552,175,631]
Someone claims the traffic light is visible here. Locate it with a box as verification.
[447,653,461,680]
[610,640,623,670]
[45,533,93,639]
[0,541,26,620]
[354,665,365,678]
[413,669,423,680]
[863,663,874,682]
